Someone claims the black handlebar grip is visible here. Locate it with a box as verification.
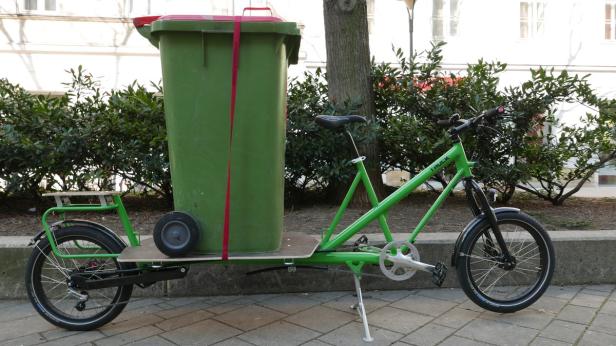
[437,119,451,126]
[484,105,506,118]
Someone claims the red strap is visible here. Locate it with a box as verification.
[222,20,241,260]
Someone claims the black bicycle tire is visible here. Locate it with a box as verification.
[456,211,555,313]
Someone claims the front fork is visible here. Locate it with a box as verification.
[464,178,513,261]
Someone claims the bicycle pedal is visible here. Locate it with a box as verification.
[432,262,448,287]
[353,235,369,252]
[353,235,369,247]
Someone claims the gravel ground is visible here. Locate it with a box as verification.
[1,193,614,237]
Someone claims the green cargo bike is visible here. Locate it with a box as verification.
[23,10,555,342]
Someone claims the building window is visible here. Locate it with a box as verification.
[606,2,616,40]
[432,0,459,40]
[520,1,544,39]
[598,164,616,185]
[23,0,56,11]
[367,0,375,34]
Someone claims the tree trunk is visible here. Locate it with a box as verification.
[323,0,385,206]
[497,184,516,204]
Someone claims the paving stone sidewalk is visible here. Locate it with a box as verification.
[1,284,615,346]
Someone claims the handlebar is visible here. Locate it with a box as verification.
[483,105,506,118]
[436,119,451,126]
[436,106,505,137]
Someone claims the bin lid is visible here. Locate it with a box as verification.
[133,14,301,64]
[133,14,299,36]
[133,14,283,28]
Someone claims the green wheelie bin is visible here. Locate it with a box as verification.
[133,12,301,255]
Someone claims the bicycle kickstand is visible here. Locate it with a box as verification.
[352,274,374,342]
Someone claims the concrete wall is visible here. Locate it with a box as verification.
[2,231,615,299]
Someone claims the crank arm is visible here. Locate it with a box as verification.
[385,253,435,273]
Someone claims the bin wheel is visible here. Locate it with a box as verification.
[153,212,199,257]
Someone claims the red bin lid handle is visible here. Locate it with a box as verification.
[133,15,161,28]
[242,7,273,16]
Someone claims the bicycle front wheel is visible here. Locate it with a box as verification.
[456,211,555,313]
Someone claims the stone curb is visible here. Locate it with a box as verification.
[2,231,615,298]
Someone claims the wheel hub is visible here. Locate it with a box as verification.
[498,255,517,271]
[75,300,86,311]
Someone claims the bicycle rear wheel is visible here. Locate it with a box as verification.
[456,211,555,313]
[25,225,133,330]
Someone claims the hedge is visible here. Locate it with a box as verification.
[2,44,615,206]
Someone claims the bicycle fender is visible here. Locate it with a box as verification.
[28,219,127,249]
[450,207,520,268]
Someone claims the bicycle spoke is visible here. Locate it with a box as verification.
[45,281,66,294]
[516,248,537,258]
[41,274,65,285]
[516,251,540,261]
[54,292,71,307]
[465,254,501,265]
[512,266,541,273]
[511,239,537,256]
[61,245,81,269]
[484,270,510,295]
[92,290,112,302]
[475,263,499,287]
[507,226,520,249]
[36,245,70,279]
[53,249,70,274]
[511,269,533,279]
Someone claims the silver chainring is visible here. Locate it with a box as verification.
[379,240,420,281]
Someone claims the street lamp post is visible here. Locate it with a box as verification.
[404,0,417,56]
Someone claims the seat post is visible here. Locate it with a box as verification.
[344,129,361,158]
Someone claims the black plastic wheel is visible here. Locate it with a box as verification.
[153,212,200,257]
[456,211,555,313]
[25,225,133,330]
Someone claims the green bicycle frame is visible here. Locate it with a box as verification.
[319,141,473,250]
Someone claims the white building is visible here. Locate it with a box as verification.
[1,0,616,190]
[3,0,615,94]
